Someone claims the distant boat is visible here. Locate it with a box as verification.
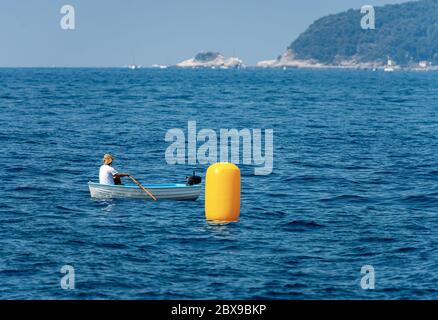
[127,64,141,70]
[384,58,396,72]
[151,64,168,69]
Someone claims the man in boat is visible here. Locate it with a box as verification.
[99,154,130,185]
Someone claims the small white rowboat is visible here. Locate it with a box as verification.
[88,182,201,201]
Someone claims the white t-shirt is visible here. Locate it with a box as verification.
[99,164,118,185]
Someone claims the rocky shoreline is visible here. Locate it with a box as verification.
[256,50,434,71]
[155,50,435,71]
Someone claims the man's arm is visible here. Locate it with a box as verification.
[113,173,130,179]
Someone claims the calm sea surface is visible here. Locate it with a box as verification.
[1,68,438,299]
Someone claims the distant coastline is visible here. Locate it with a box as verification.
[143,0,438,71]
[2,65,437,72]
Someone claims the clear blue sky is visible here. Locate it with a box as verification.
[0,0,410,67]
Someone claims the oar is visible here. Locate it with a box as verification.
[129,175,157,201]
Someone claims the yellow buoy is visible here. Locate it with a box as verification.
[205,162,240,223]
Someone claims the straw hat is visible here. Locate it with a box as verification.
[103,153,114,165]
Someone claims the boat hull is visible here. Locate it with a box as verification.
[88,182,201,201]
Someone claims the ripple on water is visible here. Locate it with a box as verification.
[281,220,325,232]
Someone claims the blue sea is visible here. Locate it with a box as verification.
[1,68,438,299]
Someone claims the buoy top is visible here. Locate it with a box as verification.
[208,162,240,173]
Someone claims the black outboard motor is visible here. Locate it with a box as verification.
[186,171,202,186]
